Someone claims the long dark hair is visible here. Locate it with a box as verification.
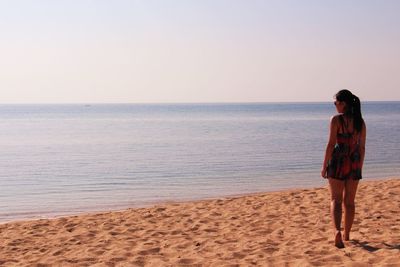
[335,89,363,132]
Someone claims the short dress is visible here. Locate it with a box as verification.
[327,116,362,180]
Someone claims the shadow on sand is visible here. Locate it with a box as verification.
[383,243,400,250]
[351,240,400,252]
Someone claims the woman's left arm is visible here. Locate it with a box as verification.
[321,116,338,178]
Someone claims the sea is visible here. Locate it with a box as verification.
[0,102,399,222]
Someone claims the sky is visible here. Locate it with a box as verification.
[1,0,399,103]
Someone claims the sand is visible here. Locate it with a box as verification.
[0,178,399,267]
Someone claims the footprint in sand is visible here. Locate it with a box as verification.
[178,258,196,265]
[138,247,161,256]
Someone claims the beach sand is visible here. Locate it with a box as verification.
[0,178,399,267]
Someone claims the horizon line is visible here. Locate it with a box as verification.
[0,100,399,105]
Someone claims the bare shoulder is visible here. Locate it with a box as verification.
[330,114,341,124]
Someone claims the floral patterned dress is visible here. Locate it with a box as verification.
[327,116,362,180]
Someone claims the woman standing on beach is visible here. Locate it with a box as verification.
[321,89,366,248]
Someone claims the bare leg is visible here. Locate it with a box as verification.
[343,179,359,241]
[328,178,345,248]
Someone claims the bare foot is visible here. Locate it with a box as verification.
[343,232,350,241]
[335,231,345,248]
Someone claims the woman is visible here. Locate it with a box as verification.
[321,89,366,248]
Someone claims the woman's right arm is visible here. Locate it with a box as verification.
[359,122,367,169]
[321,116,338,178]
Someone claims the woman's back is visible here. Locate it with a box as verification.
[328,114,363,180]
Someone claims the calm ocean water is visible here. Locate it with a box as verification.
[0,102,399,222]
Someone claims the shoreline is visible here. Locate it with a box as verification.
[1,177,399,266]
[1,176,398,225]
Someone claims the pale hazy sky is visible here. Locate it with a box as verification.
[1,0,399,103]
